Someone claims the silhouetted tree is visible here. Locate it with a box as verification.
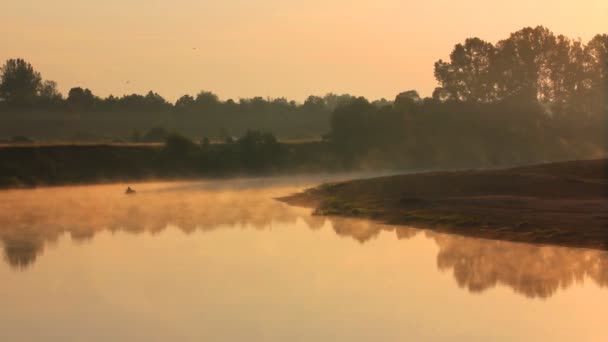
[175,94,195,111]
[434,38,496,102]
[2,237,43,269]
[164,133,197,158]
[67,87,97,110]
[394,90,421,111]
[236,130,282,171]
[0,58,42,105]
[39,80,62,101]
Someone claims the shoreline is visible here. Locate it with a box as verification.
[279,159,608,251]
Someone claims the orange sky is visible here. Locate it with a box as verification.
[1,0,606,102]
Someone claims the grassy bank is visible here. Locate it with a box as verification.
[279,159,608,250]
[0,140,339,188]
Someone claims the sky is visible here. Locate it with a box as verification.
[1,0,606,102]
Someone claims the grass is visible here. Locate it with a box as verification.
[280,158,608,251]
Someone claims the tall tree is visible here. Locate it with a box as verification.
[0,58,42,105]
[39,80,61,100]
[67,87,97,110]
[493,26,556,102]
[584,34,608,115]
[434,38,496,102]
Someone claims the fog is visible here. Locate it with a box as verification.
[1,178,607,300]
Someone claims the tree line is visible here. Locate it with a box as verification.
[0,60,358,140]
[433,27,606,114]
[328,26,607,168]
[0,26,606,170]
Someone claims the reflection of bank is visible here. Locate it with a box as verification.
[1,183,608,300]
[0,182,324,270]
[432,233,608,298]
[326,216,608,299]
[329,216,421,243]
[2,236,44,269]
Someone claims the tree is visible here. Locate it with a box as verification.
[164,133,197,158]
[143,91,169,109]
[175,94,195,111]
[67,87,97,109]
[195,91,220,107]
[493,26,556,102]
[434,38,496,102]
[236,130,281,171]
[394,90,421,111]
[0,58,42,104]
[584,34,608,114]
[302,95,325,111]
[323,93,355,111]
[39,80,62,101]
[328,97,379,162]
[544,36,586,113]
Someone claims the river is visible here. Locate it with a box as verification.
[0,177,607,341]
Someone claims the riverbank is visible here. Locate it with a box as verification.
[0,141,338,188]
[279,159,608,250]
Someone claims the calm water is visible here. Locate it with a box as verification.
[0,177,607,341]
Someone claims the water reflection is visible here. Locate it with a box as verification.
[326,217,608,298]
[0,180,326,269]
[431,233,608,298]
[0,180,607,299]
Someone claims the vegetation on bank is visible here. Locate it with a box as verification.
[280,159,608,250]
[0,132,311,188]
[0,131,341,188]
[0,26,606,186]
[0,27,605,169]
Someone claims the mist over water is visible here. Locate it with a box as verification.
[0,177,607,341]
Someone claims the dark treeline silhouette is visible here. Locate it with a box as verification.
[0,130,340,188]
[0,26,606,172]
[0,59,356,140]
[328,27,607,168]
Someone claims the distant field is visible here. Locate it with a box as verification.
[0,142,164,148]
[279,137,324,144]
[0,137,322,148]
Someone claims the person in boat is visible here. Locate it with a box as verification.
[125,186,136,194]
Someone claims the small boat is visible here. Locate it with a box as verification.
[125,187,136,195]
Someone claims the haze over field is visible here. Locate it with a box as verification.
[2,0,606,101]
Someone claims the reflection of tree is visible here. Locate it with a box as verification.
[300,215,325,231]
[329,217,393,243]
[395,227,421,240]
[2,237,44,269]
[331,217,382,243]
[429,233,608,298]
[70,230,95,243]
[322,216,608,299]
[0,182,322,270]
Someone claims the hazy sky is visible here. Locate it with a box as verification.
[1,0,606,102]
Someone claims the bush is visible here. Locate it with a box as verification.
[164,133,198,157]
